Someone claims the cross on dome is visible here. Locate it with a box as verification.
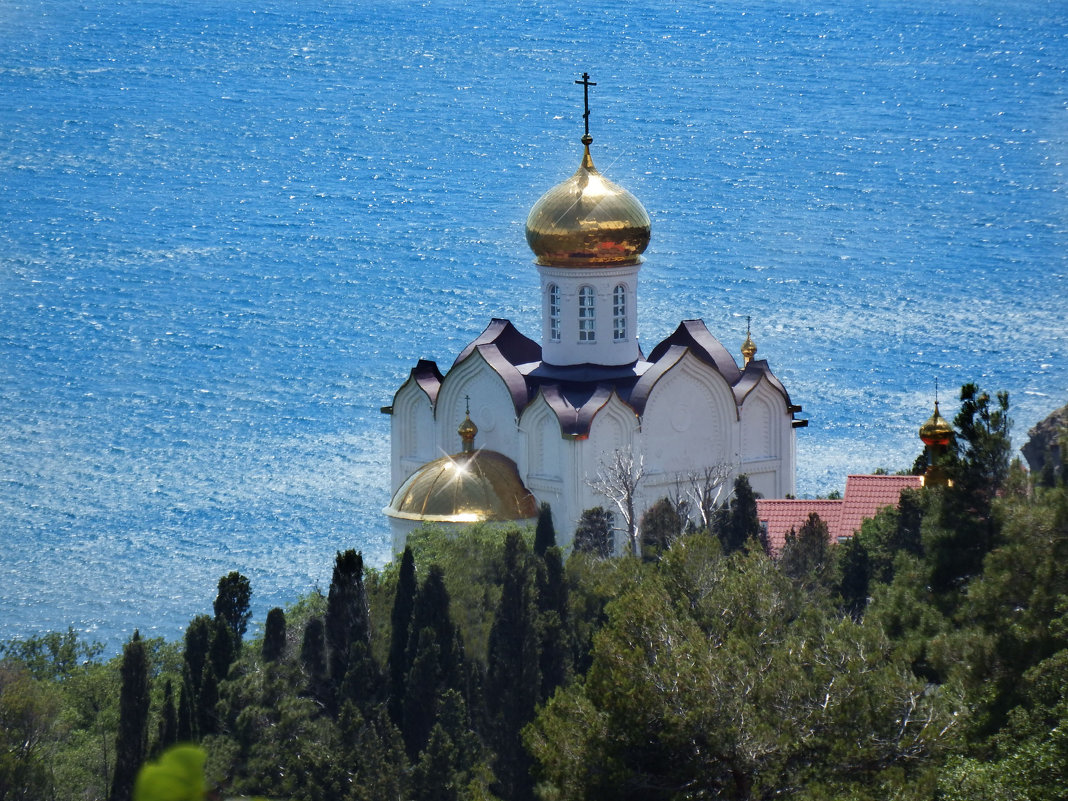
[575,72,597,145]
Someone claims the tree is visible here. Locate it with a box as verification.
[536,545,571,702]
[213,571,252,648]
[325,550,374,713]
[533,503,557,557]
[639,496,684,561]
[778,512,831,585]
[587,446,645,556]
[153,679,177,757]
[714,474,762,555]
[0,662,57,801]
[262,607,286,663]
[486,532,540,801]
[109,631,150,801]
[836,535,871,619]
[573,507,614,559]
[388,546,417,726]
[300,617,329,712]
[683,462,734,532]
[527,543,958,800]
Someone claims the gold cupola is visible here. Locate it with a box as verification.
[741,316,758,366]
[919,401,953,447]
[525,74,650,267]
[919,396,954,487]
[385,413,538,525]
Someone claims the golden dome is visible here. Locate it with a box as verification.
[919,401,953,447]
[385,450,538,524]
[525,143,651,267]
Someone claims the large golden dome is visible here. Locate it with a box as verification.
[385,450,538,524]
[385,413,538,525]
[525,143,651,267]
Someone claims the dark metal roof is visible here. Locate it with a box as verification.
[404,318,799,438]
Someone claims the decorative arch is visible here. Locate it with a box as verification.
[519,393,565,481]
[437,352,519,460]
[640,351,737,476]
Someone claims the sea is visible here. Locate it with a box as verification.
[1,0,1065,653]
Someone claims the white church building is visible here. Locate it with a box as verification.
[384,77,805,552]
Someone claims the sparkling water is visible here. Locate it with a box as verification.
[1,0,1065,651]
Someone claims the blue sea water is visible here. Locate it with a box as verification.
[1,0,1065,651]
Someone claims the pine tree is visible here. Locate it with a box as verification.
[573,507,614,558]
[262,607,286,663]
[837,536,871,619]
[213,571,252,648]
[779,512,830,583]
[109,631,150,801]
[486,532,540,801]
[388,546,417,725]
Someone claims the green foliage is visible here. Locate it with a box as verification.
[261,607,286,663]
[528,541,958,800]
[639,496,684,561]
[533,503,557,557]
[0,661,59,801]
[0,628,104,682]
[778,511,832,586]
[714,474,762,555]
[213,572,252,648]
[573,507,614,558]
[110,631,151,801]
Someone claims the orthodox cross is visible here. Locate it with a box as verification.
[464,394,471,415]
[746,315,752,337]
[575,72,597,144]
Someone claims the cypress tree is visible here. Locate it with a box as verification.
[639,496,684,561]
[536,546,570,702]
[533,502,556,557]
[262,607,286,663]
[325,549,371,709]
[213,571,252,648]
[109,631,150,801]
[388,546,417,724]
[153,679,177,756]
[717,474,761,555]
[300,617,329,711]
[176,670,194,742]
[486,532,540,801]
[402,566,464,757]
[779,512,830,583]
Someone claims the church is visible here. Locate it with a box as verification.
[384,75,806,553]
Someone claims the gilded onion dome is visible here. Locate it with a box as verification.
[385,415,538,525]
[919,401,953,447]
[525,143,651,267]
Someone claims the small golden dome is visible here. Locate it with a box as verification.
[741,333,757,366]
[385,450,538,524]
[919,401,953,447]
[525,144,651,267]
[458,413,478,452]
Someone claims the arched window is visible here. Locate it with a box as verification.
[612,284,627,342]
[578,286,596,342]
[548,283,561,342]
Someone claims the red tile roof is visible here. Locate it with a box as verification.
[756,475,923,554]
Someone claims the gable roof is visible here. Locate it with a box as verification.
[756,474,923,554]
[431,318,799,438]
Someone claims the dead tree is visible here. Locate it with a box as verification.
[586,446,646,557]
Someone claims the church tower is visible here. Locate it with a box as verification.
[525,74,651,367]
